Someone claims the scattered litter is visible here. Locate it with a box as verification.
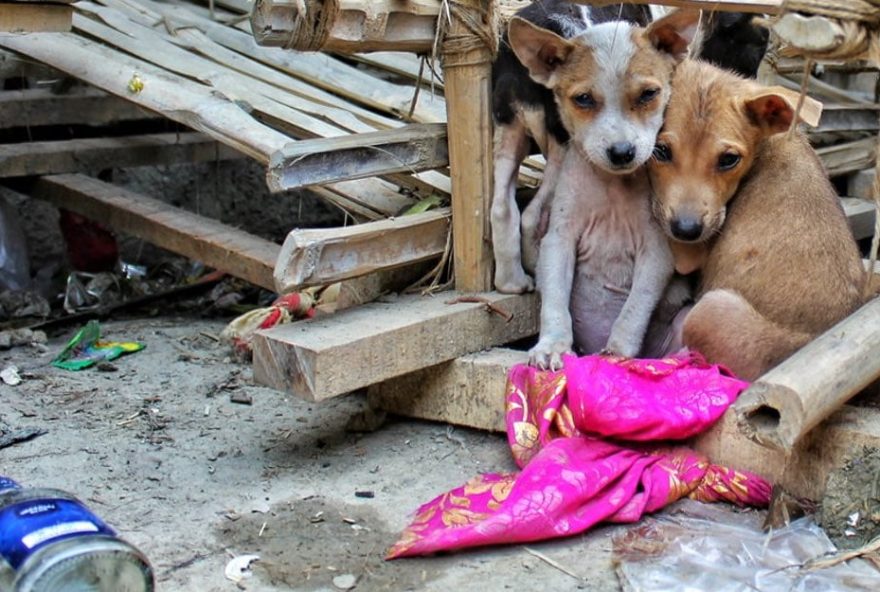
[613,499,880,592]
[229,391,253,405]
[1,365,21,386]
[342,518,357,525]
[52,320,145,371]
[220,292,316,360]
[224,554,259,584]
[522,547,582,582]
[332,573,358,590]
[63,271,122,313]
[0,328,47,350]
[310,511,325,524]
[354,491,374,499]
[0,427,46,450]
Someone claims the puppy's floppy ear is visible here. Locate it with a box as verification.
[508,17,573,88]
[744,86,823,135]
[646,9,701,62]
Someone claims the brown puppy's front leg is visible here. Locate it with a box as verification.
[521,140,565,274]
[605,229,675,357]
[683,289,813,380]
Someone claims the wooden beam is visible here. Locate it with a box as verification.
[0,32,290,163]
[813,104,880,135]
[843,197,877,240]
[31,174,280,291]
[274,208,449,292]
[0,3,73,32]
[442,0,494,292]
[368,347,523,432]
[0,88,152,129]
[267,123,447,191]
[0,132,242,178]
[251,291,538,401]
[818,137,877,177]
[250,0,438,53]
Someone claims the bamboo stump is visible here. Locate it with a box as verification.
[441,0,495,292]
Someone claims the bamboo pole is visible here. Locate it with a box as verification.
[733,296,880,453]
[441,0,495,292]
[250,0,439,53]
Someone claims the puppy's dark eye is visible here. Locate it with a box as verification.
[637,87,660,105]
[573,92,596,109]
[717,152,741,171]
[653,143,672,162]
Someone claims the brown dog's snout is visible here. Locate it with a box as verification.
[669,214,704,242]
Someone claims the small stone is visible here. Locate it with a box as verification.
[354,490,374,499]
[1,365,21,386]
[332,574,358,590]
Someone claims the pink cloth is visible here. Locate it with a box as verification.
[387,353,771,559]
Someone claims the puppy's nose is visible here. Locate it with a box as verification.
[607,142,636,167]
[670,217,704,241]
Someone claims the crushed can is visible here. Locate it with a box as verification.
[0,476,154,591]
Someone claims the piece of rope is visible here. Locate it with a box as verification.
[272,0,339,51]
[435,0,499,69]
[784,0,880,24]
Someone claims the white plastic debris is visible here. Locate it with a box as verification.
[332,574,358,590]
[1,365,21,386]
[224,554,260,583]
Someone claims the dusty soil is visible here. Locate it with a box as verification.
[819,447,880,550]
[0,315,626,592]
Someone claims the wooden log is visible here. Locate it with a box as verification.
[251,291,538,400]
[0,132,242,178]
[274,208,449,292]
[773,13,847,53]
[367,347,524,432]
[0,3,73,32]
[843,197,877,240]
[267,123,447,191]
[442,0,494,292]
[0,87,151,129]
[732,297,880,453]
[31,174,280,291]
[250,0,438,53]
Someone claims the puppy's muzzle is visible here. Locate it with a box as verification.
[607,142,636,167]
[669,215,704,242]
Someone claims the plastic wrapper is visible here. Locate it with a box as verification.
[614,499,880,592]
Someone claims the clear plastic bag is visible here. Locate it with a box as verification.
[614,499,880,592]
[0,195,30,291]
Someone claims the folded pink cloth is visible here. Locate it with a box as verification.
[388,353,771,559]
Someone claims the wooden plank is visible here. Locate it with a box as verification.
[0,3,72,32]
[0,32,290,163]
[848,169,875,200]
[843,197,877,240]
[367,347,524,432]
[252,291,539,400]
[813,104,880,135]
[442,0,494,292]
[818,137,877,177]
[31,174,280,290]
[267,123,447,190]
[0,132,242,178]
[0,87,151,129]
[274,208,449,292]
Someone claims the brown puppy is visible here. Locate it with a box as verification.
[648,59,866,380]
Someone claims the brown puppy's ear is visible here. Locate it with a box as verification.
[508,17,573,88]
[646,9,701,62]
[744,87,823,135]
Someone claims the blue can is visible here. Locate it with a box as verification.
[0,476,154,591]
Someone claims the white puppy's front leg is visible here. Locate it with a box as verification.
[605,229,675,357]
[528,193,579,371]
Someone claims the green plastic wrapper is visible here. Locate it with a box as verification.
[52,320,145,371]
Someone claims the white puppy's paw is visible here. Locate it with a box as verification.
[603,334,640,359]
[528,337,572,371]
[494,265,535,294]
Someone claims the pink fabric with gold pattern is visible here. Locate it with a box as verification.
[387,353,771,559]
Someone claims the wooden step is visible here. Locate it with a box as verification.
[252,291,538,401]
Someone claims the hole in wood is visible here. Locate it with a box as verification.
[746,405,781,433]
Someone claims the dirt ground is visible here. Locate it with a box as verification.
[1,314,633,592]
